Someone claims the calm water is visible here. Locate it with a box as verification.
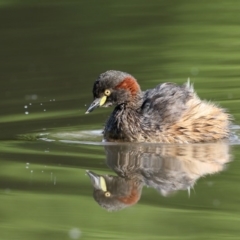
[1,1,240,239]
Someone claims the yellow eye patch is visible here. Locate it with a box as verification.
[100,176,107,192]
[99,96,107,106]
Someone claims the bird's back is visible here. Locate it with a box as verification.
[139,81,230,143]
[141,82,194,126]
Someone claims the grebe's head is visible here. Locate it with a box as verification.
[85,70,140,113]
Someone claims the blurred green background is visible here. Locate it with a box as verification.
[0,0,240,239]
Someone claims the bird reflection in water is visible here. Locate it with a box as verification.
[86,142,231,211]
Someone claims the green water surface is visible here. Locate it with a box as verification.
[1,1,240,240]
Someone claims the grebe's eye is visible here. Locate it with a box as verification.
[104,89,111,96]
[105,191,111,197]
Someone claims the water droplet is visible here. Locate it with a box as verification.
[24,105,28,108]
[68,228,82,239]
[43,109,46,112]
[25,111,29,115]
